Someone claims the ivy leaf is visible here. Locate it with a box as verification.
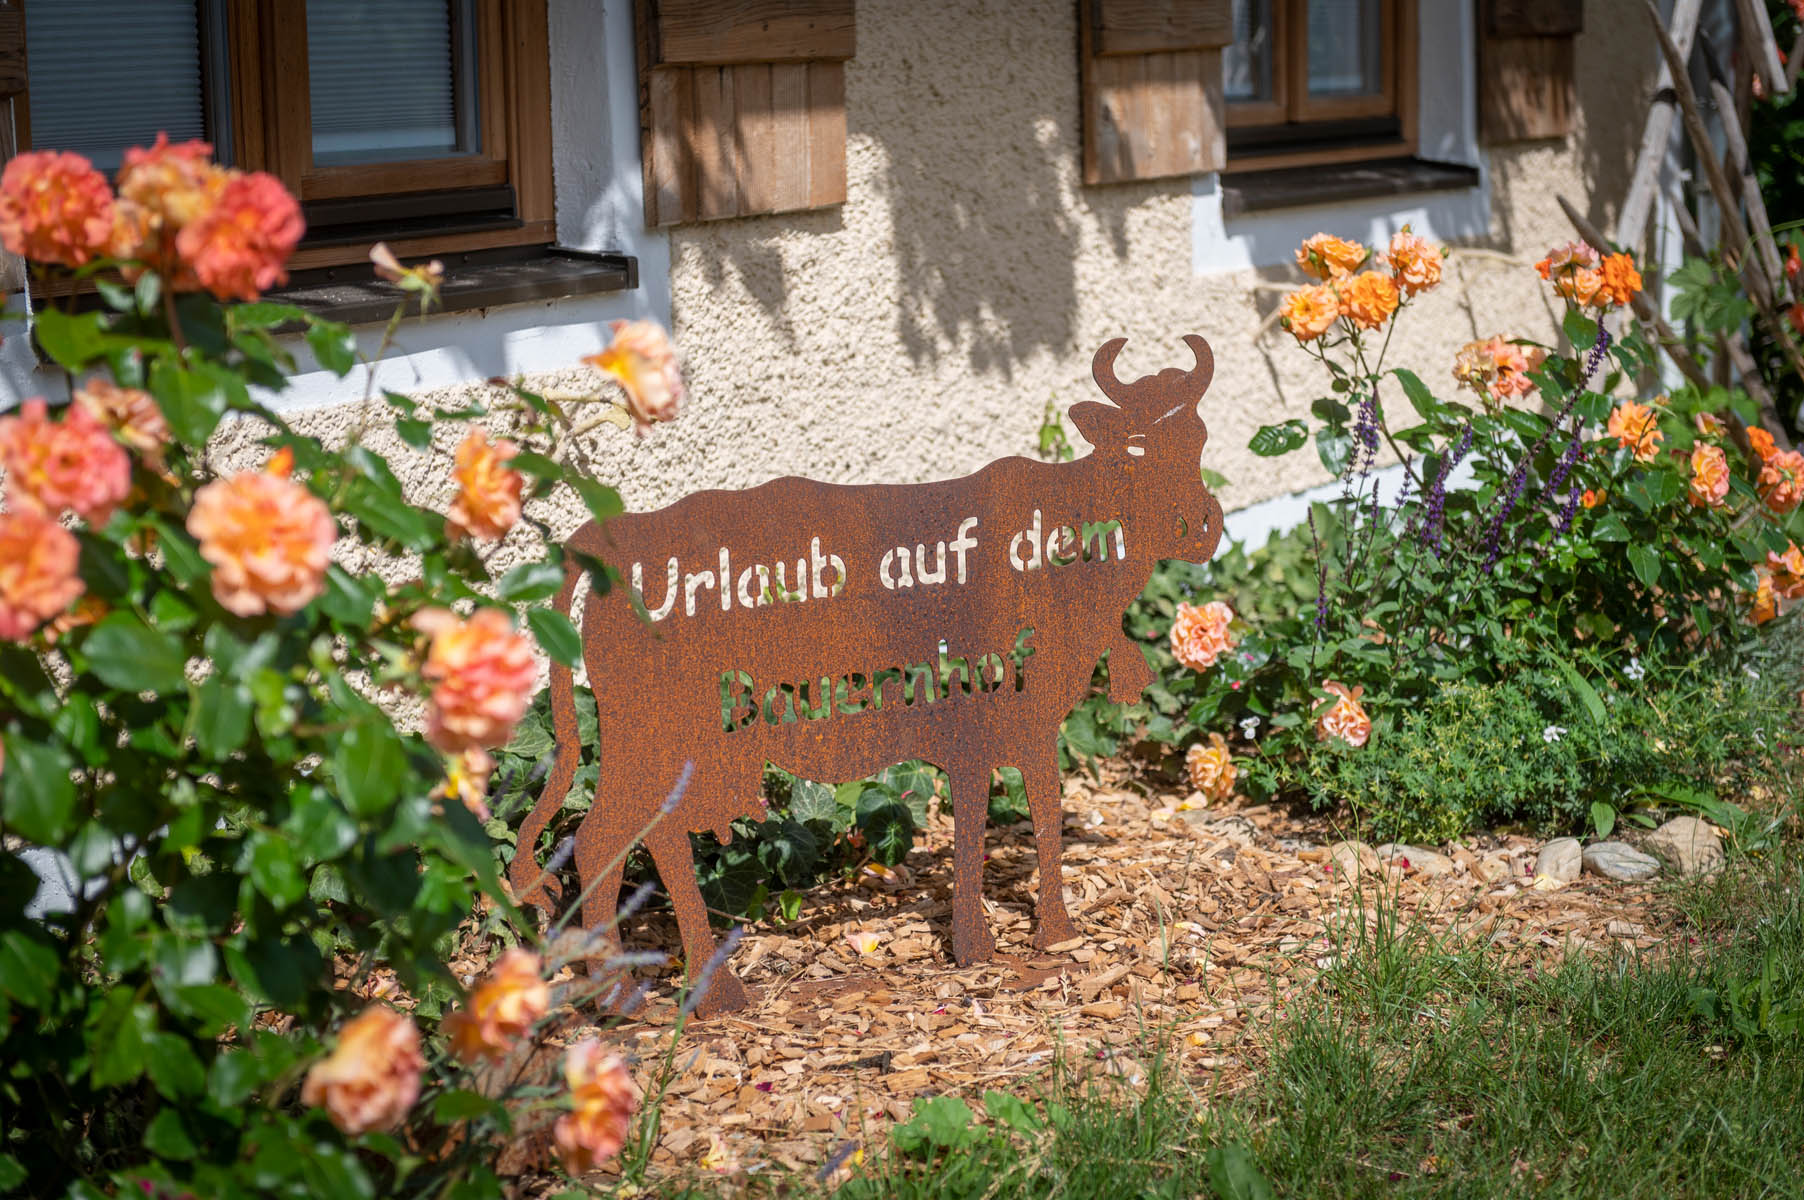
[787,779,839,826]
[855,787,915,866]
[1249,420,1308,457]
[82,612,187,694]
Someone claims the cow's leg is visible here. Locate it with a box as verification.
[570,808,632,1008]
[645,825,752,1017]
[1021,753,1080,950]
[946,762,997,966]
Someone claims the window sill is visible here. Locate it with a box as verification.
[1219,157,1480,220]
[269,245,637,327]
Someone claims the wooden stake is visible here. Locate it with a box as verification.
[1616,0,1704,251]
[1732,0,1789,95]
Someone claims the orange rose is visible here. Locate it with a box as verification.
[1580,489,1606,509]
[186,460,335,617]
[1295,233,1368,280]
[1280,284,1340,341]
[1169,600,1235,672]
[75,379,169,465]
[1315,681,1371,748]
[1596,253,1642,309]
[444,948,551,1064]
[301,1006,424,1136]
[1535,241,1601,280]
[1688,444,1729,508]
[176,170,305,301]
[1453,337,1544,408]
[446,429,523,541]
[1748,427,1778,461]
[1605,402,1662,463]
[583,320,684,430]
[0,510,84,641]
[1789,303,1804,337]
[554,1040,638,1177]
[1693,412,1726,440]
[1184,733,1236,802]
[0,150,115,268]
[1759,450,1804,515]
[118,135,224,232]
[1383,227,1443,295]
[1338,270,1401,330]
[1750,569,1779,625]
[0,398,133,526]
[414,607,538,754]
[1768,543,1804,600]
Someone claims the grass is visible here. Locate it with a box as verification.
[645,845,1804,1200]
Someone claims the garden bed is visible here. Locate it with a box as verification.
[514,757,1729,1190]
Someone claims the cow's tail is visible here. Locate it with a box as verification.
[508,563,584,915]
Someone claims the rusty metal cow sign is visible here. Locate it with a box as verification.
[511,335,1225,1015]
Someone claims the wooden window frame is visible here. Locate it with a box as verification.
[1223,0,1417,174]
[13,0,554,271]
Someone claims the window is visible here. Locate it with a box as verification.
[17,0,552,269]
[1223,0,1415,171]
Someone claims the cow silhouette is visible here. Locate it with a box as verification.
[510,335,1224,1016]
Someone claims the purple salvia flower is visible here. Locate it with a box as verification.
[1423,423,1472,557]
[1552,484,1583,536]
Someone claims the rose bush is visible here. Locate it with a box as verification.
[0,138,681,1197]
[1098,230,1800,837]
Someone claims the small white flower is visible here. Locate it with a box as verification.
[1542,725,1567,744]
[1745,665,1761,681]
[1239,716,1262,740]
[1624,657,1645,682]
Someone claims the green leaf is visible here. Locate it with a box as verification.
[526,607,581,668]
[788,779,840,826]
[983,1089,1042,1134]
[509,450,563,480]
[193,675,253,757]
[396,417,434,449]
[434,1089,502,1123]
[247,832,306,909]
[1316,425,1354,475]
[208,1048,262,1107]
[0,1155,25,1192]
[1205,1142,1275,1200]
[305,319,357,376]
[83,611,187,693]
[855,787,915,866]
[570,478,625,523]
[1,735,76,845]
[32,309,109,371]
[143,1107,198,1160]
[144,1032,207,1100]
[150,360,230,444]
[1249,419,1309,457]
[893,1096,977,1153]
[332,720,408,818]
[499,560,566,603]
[343,478,437,549]
[321,564,380,626]
[1392,368,1441,422]
[1625,542,1662,588]
[0,930,59,1008]
[1552,659,1607,724]
[88,987,156,1087]
[1591,800,1617,840]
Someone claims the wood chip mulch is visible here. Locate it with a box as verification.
[503,761,1688,1188]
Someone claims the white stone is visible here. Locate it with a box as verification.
[1375,844,1455,878]
[1643,816,1724,876]
[1582,841,1660,882]
[1535,837,1582,883]
[1326,840,1380,885]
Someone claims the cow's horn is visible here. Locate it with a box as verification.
[1091,337,1130,404]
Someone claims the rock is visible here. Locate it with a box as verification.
[1606,919,1645,938]
[1582,841,1660,882]
[1475,855,1513,884]
[1375,844,1456,878]
[1326,840,1380,885]
[1534,837,1582,884]
[1643,816,1724,876]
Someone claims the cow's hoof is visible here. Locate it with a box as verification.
[952,929,997,967]
[688,969,753,1019]
[1032,917,1081,951]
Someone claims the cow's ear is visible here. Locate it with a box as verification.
[1069,401,1124,450]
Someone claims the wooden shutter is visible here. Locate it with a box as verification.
[636,0,851,227]
[1480,0,1583,142]
[0,0,24,291]
[1081,0,1230,185]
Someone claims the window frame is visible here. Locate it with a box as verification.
[14,0,554,271]
[1223,0,1417,174]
